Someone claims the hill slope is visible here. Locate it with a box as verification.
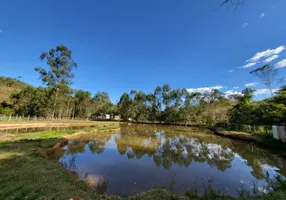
[0,76,31,102]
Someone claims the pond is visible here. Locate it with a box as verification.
[52,124,286,197]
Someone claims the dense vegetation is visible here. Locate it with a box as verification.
[1,45,285,126]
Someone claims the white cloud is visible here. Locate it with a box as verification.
[263,55,279,63]
[275,59,286,69]
[229,69,234,73]
[187,86,224,94]
[233,86,240,89]
[245,82,258,87]
[225,90,243,97]
[242,23,248,28]
[254,89,269,95]
[241,62,256,68]
[254,88,278,95]
[260,13,265,17]
[247,46,285,63]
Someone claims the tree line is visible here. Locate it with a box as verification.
[117,85,286,126]
[0,45,285,125]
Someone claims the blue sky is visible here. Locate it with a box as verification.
[0,0,286,103]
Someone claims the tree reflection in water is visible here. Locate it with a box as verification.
[116,131,234,171]
[54,125,286,195]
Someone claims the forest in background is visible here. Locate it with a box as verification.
[0,45,285,126]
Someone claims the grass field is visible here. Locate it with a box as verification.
[213,127,286,150]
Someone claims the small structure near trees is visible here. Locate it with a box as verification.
[90,113,120,121]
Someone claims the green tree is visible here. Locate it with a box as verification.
[93,91,113,115]
[133,91,149,122]
[35,45,78,118]
[118,93,132,121]
[146,93,159,121]
[230,88,255,124]
[0,101,13,115]
[10,86,52,117]
[74,90,92,118]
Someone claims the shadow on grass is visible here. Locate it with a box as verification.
[0,138,112,200]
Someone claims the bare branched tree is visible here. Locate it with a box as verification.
[216,0,245,10]
[250,65,278,96]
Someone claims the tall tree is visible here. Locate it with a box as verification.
[154,85,163,112]
[217,0,244,9]
[118,93,132,121]
[35,45,78,117]
[133,91,148,122]
[162,84,172,108]
[250,65,277,96]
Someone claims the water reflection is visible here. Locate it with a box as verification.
[53,124,286,196]
[116,131,235,171]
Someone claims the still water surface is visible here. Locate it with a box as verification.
[52,124,286,196]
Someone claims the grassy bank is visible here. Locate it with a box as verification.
[0,125,120,143]
[212,128,286,150]
[0,120,120,129]
[1,125,286,200]
[0,125,119,200]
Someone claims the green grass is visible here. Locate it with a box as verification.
[0,126,286,200]
[0,140,112,200]
[0,126,120,200]
[213,128,286,150]
[0,119,120,124]
[0,125,120,143]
